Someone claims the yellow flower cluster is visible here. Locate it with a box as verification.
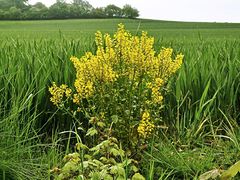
[49,24,183,135]
[154,48,184,81]
[49,83,72,106]
[137,111,155,139]
[147,78,164,104]
[70,53,117,103]
[112,24,183,81]
[152,78,164,104]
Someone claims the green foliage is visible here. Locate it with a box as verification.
[199,161,240,180]
[0,0,27,9]
[220,161,240,179]
[51,119,144,179]
[0,0,139,20]
[48,24,183,158]
[105,4,122,17]
[122,4,139,18]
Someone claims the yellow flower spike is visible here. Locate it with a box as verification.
[95,31,103,47]
[146,82,152,89]
[137,111,155,139]
[49,83,70,106]
[73,94,80,105]
[49,25,183,145]
[155,78,164,87]
[65,88,72,98]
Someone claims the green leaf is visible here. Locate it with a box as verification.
[132,173,145,180]
[76,175,84,180]
[110,165,118,174]
[83,161,89,168]
[109,164,125,176]
[117,166,125,176]
[108,158,117,164]
[110,148,120,157]
[123,159,132,166]
[92,159,104,166]
[221,161,240,180]
[99,156,108,163]
[76,143,89,151]
[199,169,222,180]
[111,115,118,123]
[97,121,105,128]
[86,127,98,136]
[116,176,125,180]
[90,172,101,180]
[84,154,92,160]
[131,165,139,173]
[118,149,125,157]
[103,174,113,180]
[62,161,78,173]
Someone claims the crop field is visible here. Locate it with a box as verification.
[1,18,240,179]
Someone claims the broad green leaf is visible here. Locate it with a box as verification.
[76,142,89,151]
[84,154,92,160]
[110,148,120,157]
[104,174,113,180]
[76,175,84,180]
[131,165,139,173]
[62,161,78,173]
[116,176,125,180]
[86,127,98,136]
[90,172,101,180]
[117,166,125,176]
[132,173,145,180]
[221,161,240,180]
[110,165,118,174]
[97,121,105,128]
[199,169,222,180]
[123,159,132,166]
[111,115,119,123]
[109,158,117,164]
[99,156,108,163]
[83,161,89,168]
[92,159,104,166]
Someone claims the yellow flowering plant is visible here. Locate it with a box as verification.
[49,23,183,154]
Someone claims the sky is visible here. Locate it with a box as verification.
[28,0,240,23]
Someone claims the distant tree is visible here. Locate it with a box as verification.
[0,0,140,20]
[104,4,122,17]
[71,0,93,17]
[25,3,48,19]
[0,0,11,9]
[11,0,28,8]
[122,4,139,18]
[92,7,106,18]
[26,7,40,19]
[48,1,70,19]
[32,2,47,9]
[0,9,5,18]
[8,6,22,19]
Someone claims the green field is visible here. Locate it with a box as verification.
[1,18,240,179]
[1,19,240,40]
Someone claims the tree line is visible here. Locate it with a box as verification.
[0,0,139,20]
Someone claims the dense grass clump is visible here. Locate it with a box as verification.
[0,19,240,179]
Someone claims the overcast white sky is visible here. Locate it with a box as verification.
[28,0,240,23]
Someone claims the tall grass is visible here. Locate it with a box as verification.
[0,19,240,179]
[163,39,240,143]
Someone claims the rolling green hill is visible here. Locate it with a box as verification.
[1,18,240,40]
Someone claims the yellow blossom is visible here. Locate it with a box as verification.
[49,82,72,106]
[137,111,155,139]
